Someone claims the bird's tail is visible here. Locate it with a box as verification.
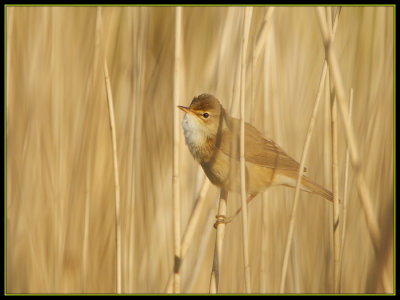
[300,176,334,202]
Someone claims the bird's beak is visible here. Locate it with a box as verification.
[177,105,190,114]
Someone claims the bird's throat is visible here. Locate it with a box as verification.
[182,114,216,163]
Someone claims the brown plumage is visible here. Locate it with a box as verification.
[178,93,333,202]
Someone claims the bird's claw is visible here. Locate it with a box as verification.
[213,215,232,229]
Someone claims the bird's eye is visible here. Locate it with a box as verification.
[203,113,209,118]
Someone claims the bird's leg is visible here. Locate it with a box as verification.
[214,193,258,228]
[226,193,258,223]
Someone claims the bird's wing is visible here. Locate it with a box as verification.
[218,118,304,172]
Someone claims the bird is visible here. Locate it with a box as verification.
[178,93,333,215]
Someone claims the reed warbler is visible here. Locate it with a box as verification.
[178,93,333,210]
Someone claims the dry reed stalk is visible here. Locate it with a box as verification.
[323,77,332,188]
[184,209,216,292]
[209,269,217,293]
[229,62,242,117]
[228,8,244,119]
[239,7,253,293]
[326,7,340,292]
[104,55,122,295]
[215,7,241,102]
[254,7,275,63]
[279,61,328,293]
[259,7,277,293]
[100,7,122,293]
[48,7,65,292]
[127,7,149,292]
[212,7,235,92]
[250,36,255,116]
[323,7,340,189]
[172,6,183,294]
[81,8,103,292]
[164,178,211,293]
[339,88,353,291]
[260,14,274,292]
[315,7,380,254]
[126,9,137,290]
[260,192,269,293]
[210,189,228,293]
[82,168,90,291]
[6,7,13,135]
[181,179,211,258]
[330,68,340,293]
[5,12,12,283]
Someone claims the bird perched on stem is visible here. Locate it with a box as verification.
[178,94,333,220]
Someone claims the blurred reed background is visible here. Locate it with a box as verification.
[6,5,394,294]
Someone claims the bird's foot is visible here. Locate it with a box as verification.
[213,215,233,229]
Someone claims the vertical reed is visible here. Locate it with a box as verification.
[260,8,276,292]
[6,7,13,134]
[172,6,183,294]
[165,178,210,293]
[103,50,122,295]
[126,8,138,293]
[339,88,354,291]
[326,7,341,292]
[82,8,103,292]
[254,7,275,63]
[99,7,123,293]
[210,189,228,293]
[239,6,253,293]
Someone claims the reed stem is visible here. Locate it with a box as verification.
[338,88,353,291]
[164,178,211,293]
[210,189,228,293]
[239,7,253,293]
[172,6,183,294]
[103,47,122,296]
[326,7,341,292]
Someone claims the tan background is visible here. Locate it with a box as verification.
[6,6,394,294]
